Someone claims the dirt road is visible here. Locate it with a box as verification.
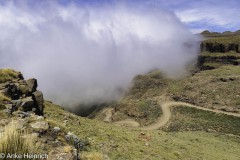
[102,101,240,130]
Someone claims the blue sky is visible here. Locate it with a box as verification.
[56,0,240,33]
[1,0,240,33]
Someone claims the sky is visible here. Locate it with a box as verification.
[0,0,238,112]
[0,0,239,33]
[55,0,240,33]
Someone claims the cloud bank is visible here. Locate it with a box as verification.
[0,1,199,112]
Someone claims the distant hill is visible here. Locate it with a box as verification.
[200,29,240,37]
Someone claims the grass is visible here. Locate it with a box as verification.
[201,51,240,58]
[165,106,240,135]
[203,35,240,44]
[107,99,162,126]
[44,101,240,160]
[0,69,20,83]
[0,93,10,102]
[201,62,224,70]
[0,121,41,160]
[81,152,105,160]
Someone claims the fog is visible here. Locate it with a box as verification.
[0,1,200,112]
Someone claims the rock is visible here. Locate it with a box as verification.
[5,83,20,100]
[32,91,44,115]
[36,116,44,120]
[219,78,228,82]
[19,97,35,112]
[11,119,28,129]
[65,132,87,151]
[53,127,61,132]
[201,42,240,53]
[18,83,31,96]
[11,100,22,108]
[48,151,74,160]
[30,121,49,130]
[26,79,38,93]
[144,142,150,146]
[16,111,31,118]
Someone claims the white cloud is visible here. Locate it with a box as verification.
[0,1,200,113]
[173,0,240,32]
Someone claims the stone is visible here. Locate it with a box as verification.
[65,132,87,151]
[5,83,20,100]
[32,91,44,115]
[19,97,35,112]
[11,100,22,108]
[53,127,61,132]
[26,78,38,93]
[36,116,44,120]
[16,111,30,118]
[18,84,30,96]
[30,121,49,130]
[48,151,74,160]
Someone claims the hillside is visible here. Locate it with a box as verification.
[1,31,240,159]
[199,31,240,70]
[1,67,240,159]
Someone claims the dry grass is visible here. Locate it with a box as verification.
[0,121,41,160]
[0,93,10,102]
[81,152,105,160]
[0,69,20,83]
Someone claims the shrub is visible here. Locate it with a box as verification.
[0,121,41,160]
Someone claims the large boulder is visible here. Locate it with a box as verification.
[26,78,38,93]
[32,91,44,115]
[19,97,36,112]
[5,83,20,100]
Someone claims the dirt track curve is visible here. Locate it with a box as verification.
[102,101,240,131]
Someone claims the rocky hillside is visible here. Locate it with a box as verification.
[198,31,240,70]
[0,69,92,160]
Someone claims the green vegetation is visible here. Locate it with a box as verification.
[0,122,41,160]
[201,51,240,58]
[44,102,240,160]
[201,62,225,70]
[0,69,20,83]
[165,106,240,135]
[0,93,10,102]
[204,35,240,44]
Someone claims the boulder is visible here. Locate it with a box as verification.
[26,78,38,93]
[32,91,44,115]
[18,84,31,96]
[65,132,87,151]
[5,83,20,100]
[19,97,35,112]
[30,121,49,130]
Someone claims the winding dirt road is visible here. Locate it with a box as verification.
[101,101,240,131]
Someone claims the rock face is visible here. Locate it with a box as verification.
[200,42,240,53]
[1,75,44,115]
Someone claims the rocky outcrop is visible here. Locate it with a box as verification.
[0,75,44,115]
[200,42,240,53]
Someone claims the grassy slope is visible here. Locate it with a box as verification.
[199,34,240,68]
[165,65,240,111]
[0,69,20,83]
[44,101,240,160]
[203,35,240,44]
[165,106,240,135]
[101,66,240,124]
